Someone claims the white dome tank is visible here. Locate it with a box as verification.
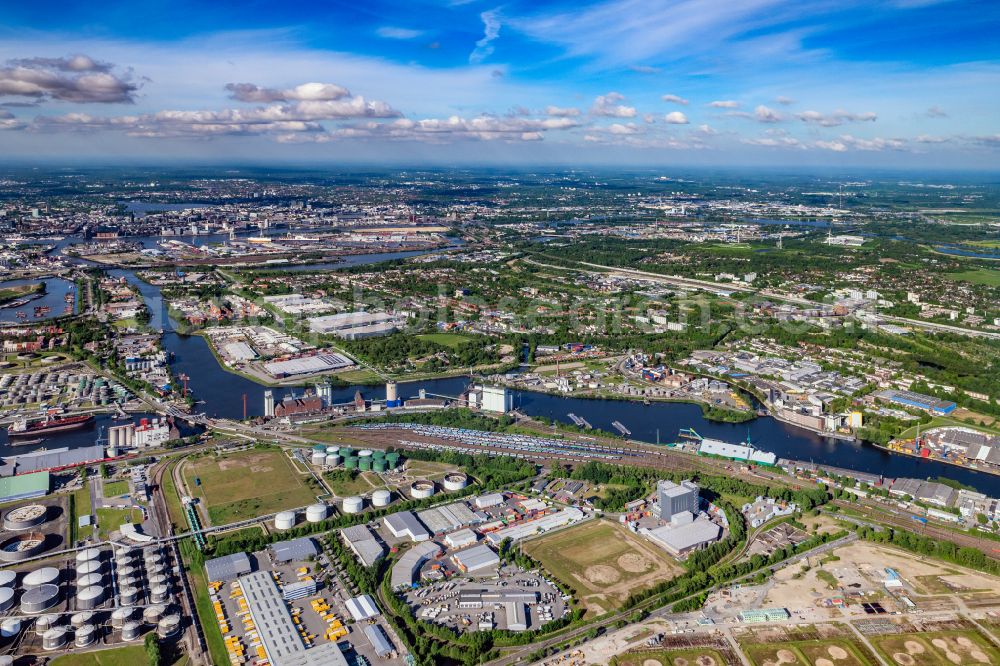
[305,504,328,523]
[23,566,60,588]
[274,511,297,530]
[0,618,22,638]
[342,496,364,514]
[371,490,392,507]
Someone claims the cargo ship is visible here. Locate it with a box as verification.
[7,414,95,438]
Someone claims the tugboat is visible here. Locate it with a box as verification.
[7,413,95,439]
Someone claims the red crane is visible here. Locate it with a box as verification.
[178,373,189,398]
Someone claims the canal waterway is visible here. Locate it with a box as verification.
[0,277,78,324]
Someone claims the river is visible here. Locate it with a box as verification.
[0,276,77,324]
[19,235,1000,495]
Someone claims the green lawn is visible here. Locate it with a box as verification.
[103,480,130,497]
[70,485,93,543]
[182,448,316,524]
[95,507,143,538]
[943,268,1000,286]
[417,332,473,348]
[179,539,230,666]
[50,645,151,666]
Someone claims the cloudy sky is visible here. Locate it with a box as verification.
[1,0,998,167]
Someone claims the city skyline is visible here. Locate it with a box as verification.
[1,0,999,167]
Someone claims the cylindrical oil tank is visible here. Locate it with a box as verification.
[1,618,22,638]
[305,504,328,523]
[274,511,296,530]
[372,448,386,459]
[410,479,435,499]
[0,570,15,588]
[3,504,47,530]
[313,444,326,453]
[325,454,341,467]
[24,566,60,588]
[143,604,166,625]
[118,576,141,592]
[76,585,105,610]
[76,547,102,564]
[358,449,373,459]
[121,620,142,641]
[342,496,364,514]
[386,381,398,404]
[70,611,94,628]
[42,626,70,650]
[325,446,339,454]
[443,473,469,491]
[120,587,141,606]
[371,490,391,507]
[386,452,401,468]
[147,563,166,577]
[157,614,182,639]
[311,451,326,466]
[372,459,387,473]
[115,546,135,559]
[75,623,97,647]
[76,560,103,577]
[150,585,169,603]
[77,573,103,589]
[0,656,12,666]
[358,457,372,472]
[21,585,60,613]
[343,457,358,470]
[0,588,14,613]
[118,565,137,579]
[149,576,170,592]
[144,551,163,566]
[111,606,135,627]
[338,446,354,457]
[34,614,59,634]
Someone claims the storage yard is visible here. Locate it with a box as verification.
[0,364,132,411]
[181,448,318,525]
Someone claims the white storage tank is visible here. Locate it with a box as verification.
[111,607,135,627]
[76,560,103,577]
[120,587,141,606]
[342,496,364,514]
[311,451,326,466]
[305,504,328,523]
[410,479,435,499]
[21,585,60,614]
[325,446,339,454]
[358,449,374,459]
[371,489,392,507]
[274,511,297,530]
[0,618,22,638]
[121,620,142,641]
[77,573,103,588]
[34,614,59,634]
[150,585,169,603]
[0,570,15,588]
[77,585,105,610]
[24,567,60,588]
[443,473,468,491]
[76,547,102,564]
[325,454,342,467]
[42,626,70,650]
[70,611,94,628]
[143,604,167,625]
[75,623,97,647]
[157,615,182,639]
[0,588,14,613]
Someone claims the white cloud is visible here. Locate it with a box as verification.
[664,111,689,124]
[376,27,425,40]
[591,91,636,117]
[662,94,689,105]
[925,105,948,118]
[545,105,580,117]
[628,65,661,74]
[708,100,739,108]
[775,96,796,105]
[469,10,502,64]
[0,54,138,103]
[797,109,876,126]
[607,122,640,135]
[815,139,847,152]
[754,104,784,123]
[696,123,717,135]
[225,82,350,103]
[815,134,905,151]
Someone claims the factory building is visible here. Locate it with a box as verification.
[262,352,354,379]
[383,511,431,542]
[452,544,500,574]
[345,594,381,622]
[643,520,721,558]
[239,571,349,666]
[656,480,700,521]
[204,552,253,582]
[364,624,394,659]
[874,389,957,416]
[390,541,441,589]
[274,395,323,418]
[485,507,585,545]
[270,537,319,563]
[697,438,777,466]
[341,525,385,567]
[0,472,49,503]
[306,311,401,340]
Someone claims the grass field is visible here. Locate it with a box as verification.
[522,519,683,616]
[744,639,873,666]
[405,459,460,480]
[898,417,1000,440]
[95,507,143,539]
[613,647,729,666]
[50,645,150,666]
[324,470,381,496]
[417,332,473,348]
[943,269,1000,287]
[70,485,93,543]
[871,630,999,666]
[183,448,316,525]
[334,368,383,384]
[103,480,130,497]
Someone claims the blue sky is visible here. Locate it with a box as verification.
[0,0,998,167]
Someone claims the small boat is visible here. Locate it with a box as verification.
[7,437,45,447]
